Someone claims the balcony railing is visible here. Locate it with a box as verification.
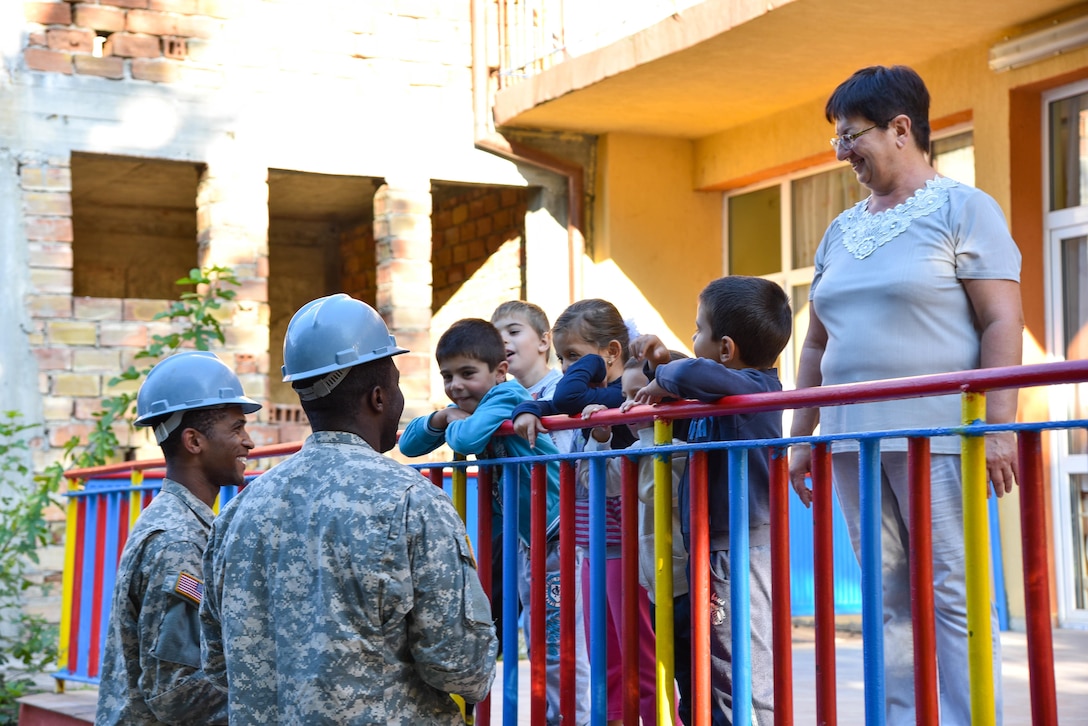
[56,359,1088,725]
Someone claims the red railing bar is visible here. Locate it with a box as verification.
[769,447,793,726]
[476,467,493,726]
[908,438,939,726]
[689,450,710,726]
[559,461,577,724]
[1018,431,1059,725]
[621,457,640,724]
[64,440,306,480]
[811,442,837,726]
[531,462,547,726]
[69,499,86,675]
[491,360,1088,436]
[87,499,108,678]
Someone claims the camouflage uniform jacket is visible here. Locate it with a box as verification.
[201,430,498,725]
[95,478,227,725]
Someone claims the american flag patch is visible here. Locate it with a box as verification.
[175,572,204,605]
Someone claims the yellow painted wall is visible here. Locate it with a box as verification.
[589,132,722,352]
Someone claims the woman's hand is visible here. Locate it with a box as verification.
[513,412,547,449]
[788,445,813,508]
[986,431,1018,497]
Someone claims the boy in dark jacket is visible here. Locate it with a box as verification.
[631,275,791,726]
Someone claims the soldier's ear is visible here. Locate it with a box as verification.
[180,427,203,455]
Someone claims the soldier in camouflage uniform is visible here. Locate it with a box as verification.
[201,294,497,724]
[96,351,261,725]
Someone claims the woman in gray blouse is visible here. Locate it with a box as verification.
[788,65,1023,726]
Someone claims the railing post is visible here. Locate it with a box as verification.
[588,456,607,726]
[858,439,885,726]
[689,449,710,726]
[810,443,837,725]
[531,463,547,726]
[653,419,677,725]
[728,448,752,726]
[621,455,640,725]
[452,456,468,521]
[961,391,996,726]
[1017,430,1059,725]
[907,437,938,726]
[476,467,493,726]
[57,479,82,688]
[502,465,520,724]
[769,446,793,726]
[559,461,577,725]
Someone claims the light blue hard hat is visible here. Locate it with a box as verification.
[135,351,261,443]
[281,294,408,401]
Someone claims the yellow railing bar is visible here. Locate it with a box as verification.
[452,453,467,522]
[962,391,995,726]
[654,418,676,724]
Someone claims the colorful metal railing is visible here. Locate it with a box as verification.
[55,359,1087,726]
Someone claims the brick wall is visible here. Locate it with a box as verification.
[339,220,377,306]
[21,0,472,85]
[431,185,527,311]
[22,0,235,83]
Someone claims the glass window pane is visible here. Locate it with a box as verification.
[791,282,811,375]
[1062,235,1088,454]
[1049,93,1088,211]
[1072,474,1088,610]
[932,132,974,186]
[790,167,866,269]
[729,186,781,276]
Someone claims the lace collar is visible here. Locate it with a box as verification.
[839,176,958,260]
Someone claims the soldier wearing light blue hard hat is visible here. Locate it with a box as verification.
[203,294,498,722]
[98,350,260,726]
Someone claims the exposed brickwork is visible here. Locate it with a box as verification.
[374,183,432,421]
[24,47,72,73]
[339,221,377,306]
[25,2,72,25]
[431,185,526,311]
[101,32,158,57]
[72,4,126,31]
[74,54,125,79]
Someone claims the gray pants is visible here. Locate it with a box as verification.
[708,545,774,726]
[833,451,1003,726]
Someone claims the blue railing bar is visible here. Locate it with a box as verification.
[588,457,607,726]
[502,465,519,724]
[728,448,752,726]
[859,439,886,726]
[100,492,121,667]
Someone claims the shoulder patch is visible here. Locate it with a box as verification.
[174,571,204,605]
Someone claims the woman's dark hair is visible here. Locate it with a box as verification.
[825,65,931,154]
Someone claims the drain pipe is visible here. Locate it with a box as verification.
[471,0,584,304]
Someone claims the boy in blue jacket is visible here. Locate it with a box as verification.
[399,318,563,712]
[631,276,791,726]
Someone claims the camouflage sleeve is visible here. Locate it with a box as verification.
[137,536,228,725]
[406,488,498,703]
[199,517,228,695]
